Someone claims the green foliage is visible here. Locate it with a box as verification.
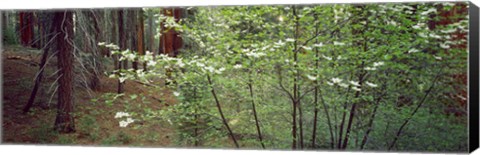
[28,122,59,144]
[55,135,75,145]
[2,25,19,45]
[100,135,120,145]
[78,115,100,141]
[100,131,131,145]
[98,2,468,151]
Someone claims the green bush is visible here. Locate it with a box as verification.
[2,26,18,45]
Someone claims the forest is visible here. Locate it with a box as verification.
[1,2,470,152]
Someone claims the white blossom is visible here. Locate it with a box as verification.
[119,117,135,128]
[97,42,106,46]
[443,2,455,7]
[327,81,334,86]
[429,33,442,39]
[274,40,285,47]
[366,81,378,87]
[302,46,312,51]
[246,52,266,58]
[177,60,185,68]
[215,67,226,74]
[373,62,384,67]
[105,43,120,50]
[441,29,456,34]
[350,81,361,87]
[339,83,349,88]
[322,55,332,61]
[408,48,420,53]
[307,75,317,81]
[434,56,442,60]
[204,66,215,73]
[332,77,343,84]
[196,62,205,68]
[421,8,437,15]
[233,64,243,69]
[352,87,362,92]
[334,41,345,46]
[173,91,180,97]
[387,20,397,26]
[313,43,324,47]
[115,112,131,118]
[440,44,450,49]
[364,67,376,71]
[147,60,157,67]
[286,38,295,42]
[119,77,127,83]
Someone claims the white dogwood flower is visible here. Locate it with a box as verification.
[115,112,130,118]
[313,43,324,47]
[322,55,332,61]
[352,87,362,92]
[364,67,376,71]
[307,75,317,81]
[173,91,180,97]
[350,81,360,87]
[332,77,343,84]
[366,81,378,88]
[233,64,243,69]
[334,41,345,46]
[408,48,420,53]
[373,62,384,67]
[339,83,349,88]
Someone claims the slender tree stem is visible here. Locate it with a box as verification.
[248,81,266,149]
[388,74,441,151]
[206,74,239,148]
[360,82,388,150]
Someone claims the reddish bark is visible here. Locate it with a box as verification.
[19,12,35,47]
[159,8,183,57]
[437,4,468,116]
[53,11,75,133]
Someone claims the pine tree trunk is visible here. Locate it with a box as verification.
[147,10,154,56]
[117,9,125,94]
[137,9,146,70]
[23,13,55,113]
[53,11,75,133]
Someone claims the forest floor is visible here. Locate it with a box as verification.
[2,45,177,147]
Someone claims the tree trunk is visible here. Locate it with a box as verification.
[128,10,137,70]
[248,80,266,149]
[23,13,55,113]
[360,88,386,150]
[159,8,183,57]
[117,9,125,94]
[136,9,145,70]
[87,10,104,90]
[147,10,154,56]
[19,12,35,47]
[291,6,300,150]
[53,11,75,133]
[388,74,440,150]
[206,74,239,148]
